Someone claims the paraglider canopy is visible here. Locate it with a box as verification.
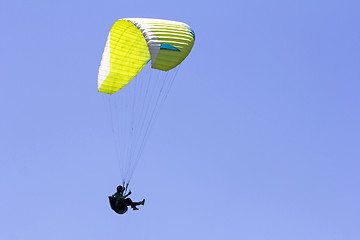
[98,18,195,94]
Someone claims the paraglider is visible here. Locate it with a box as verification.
[109,186,145,214]
[98,18,195,213]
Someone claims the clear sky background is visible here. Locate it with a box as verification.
[1,0,359,239]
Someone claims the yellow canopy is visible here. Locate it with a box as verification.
[98,18,195,94]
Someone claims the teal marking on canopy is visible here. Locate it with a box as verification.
[160,43,180,51]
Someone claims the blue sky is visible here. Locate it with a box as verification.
[1,0,360,239]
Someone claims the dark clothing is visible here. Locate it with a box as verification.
[109,196,128,214]
[108,195,143,214]
[109,185,144,214]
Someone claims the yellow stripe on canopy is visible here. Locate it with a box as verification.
[98,20,150,94]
